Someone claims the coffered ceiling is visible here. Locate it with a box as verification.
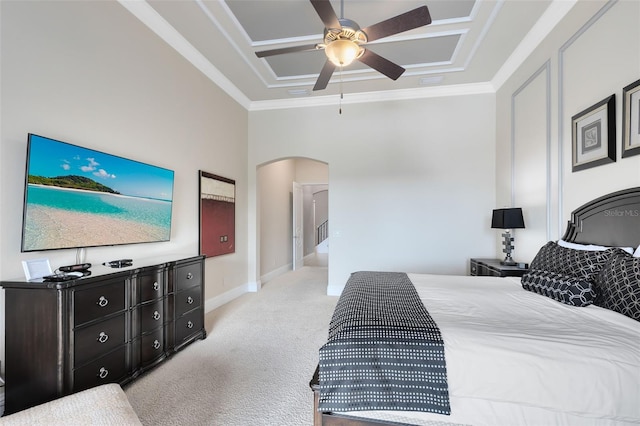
[121,0,558,107]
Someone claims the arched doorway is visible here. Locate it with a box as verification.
[256,157,328,284]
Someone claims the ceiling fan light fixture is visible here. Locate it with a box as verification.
[255,2,432,91]
[325,39,363,67]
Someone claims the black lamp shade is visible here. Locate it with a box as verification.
[491,208,525,229]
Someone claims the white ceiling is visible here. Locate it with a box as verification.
[121,0,561,108]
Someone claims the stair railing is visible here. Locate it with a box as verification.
[316,220,328,245]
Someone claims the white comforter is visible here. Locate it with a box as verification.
[341,274,640,426]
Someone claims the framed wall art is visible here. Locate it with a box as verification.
[199,171,235,257]
[571,94,616,172]
[622,78,640,158]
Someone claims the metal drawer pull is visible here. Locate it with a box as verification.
[153,282,159,291]
[187,296,194,305]
[187,321,193,329]
[186,272,193,280]
[98,367,109,379]
[97,296,109,307]
[153,310,160,320]
[153,339,161,350]
[97,332,109,343]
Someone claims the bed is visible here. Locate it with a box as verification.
[311,187,640,426]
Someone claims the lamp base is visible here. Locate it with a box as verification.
[500,231,517,267]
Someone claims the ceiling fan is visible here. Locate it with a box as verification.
[255,0,432,91]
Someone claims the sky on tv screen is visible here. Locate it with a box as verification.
[28,134,174,201]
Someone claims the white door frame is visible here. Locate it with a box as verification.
[292,182,304,270]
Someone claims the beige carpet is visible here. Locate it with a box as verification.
[124,266,337,425]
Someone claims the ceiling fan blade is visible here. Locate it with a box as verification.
[357,49,405,81]
[255,44,319,58]
[362,5,432,42]
[310,0,340,30]
[313,60,336,91]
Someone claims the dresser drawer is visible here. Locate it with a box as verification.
[140,328,164,365]
[74,313,126,367]
[175,309,203,344]
[139,299,164,333]
[175,263,202,292]
[73,346,127,392]
[175,286,202,317]
[74,280,126,326]
[139,271,164,303]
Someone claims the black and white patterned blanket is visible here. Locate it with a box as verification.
[318,271,451,414]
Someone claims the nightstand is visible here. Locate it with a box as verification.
[470,258,528,277]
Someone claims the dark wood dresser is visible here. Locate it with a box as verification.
[0,254,205,415]
[469,258,528,277]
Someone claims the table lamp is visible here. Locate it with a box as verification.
[491,208,525,266]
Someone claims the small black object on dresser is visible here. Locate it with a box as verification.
[59,263,92,272]
[470,258,529,277]
[0,254,205,415]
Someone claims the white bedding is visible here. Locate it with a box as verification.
[338,274,640,426]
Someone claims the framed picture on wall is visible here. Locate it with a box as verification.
[622,78,640,158]
[199,171,236,257]
[571,94,616,172]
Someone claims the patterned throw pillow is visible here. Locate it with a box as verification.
[522,269,596,307]
[595,251,640,321]
[529,241,616,282]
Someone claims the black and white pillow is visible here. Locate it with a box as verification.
[595,251,640,321]
[528,241,615,282]
[522,269,596,307]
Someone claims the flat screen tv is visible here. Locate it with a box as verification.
[21,133,175,252]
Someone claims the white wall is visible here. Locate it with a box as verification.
[249,94,497,295]
[496,0,640,262]
[257,159,295,278]
[0,1,249,371]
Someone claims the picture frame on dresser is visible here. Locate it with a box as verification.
[21,258,52,281]
[571,94,616,172]
[622,78,640,158]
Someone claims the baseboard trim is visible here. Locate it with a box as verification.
[260,263,292,284]
[247,280,261,292]
[204,263,298,313]
[204,284,250,313]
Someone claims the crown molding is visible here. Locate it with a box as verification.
[249,82,495,111]
[117,0,252,110]
[492,0,578,90]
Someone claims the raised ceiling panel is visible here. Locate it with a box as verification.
[129,0,556,102]
[426,0,476,21]
[264,34,460,78]
[223,1,321,41]
[265,50,327,77]
[226,0,476,43]
[366,35,461,65]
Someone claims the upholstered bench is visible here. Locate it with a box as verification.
[0,384,140,425]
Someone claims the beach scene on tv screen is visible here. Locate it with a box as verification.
[22,135,174,251]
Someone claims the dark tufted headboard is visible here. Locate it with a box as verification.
[562,187,640,248]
